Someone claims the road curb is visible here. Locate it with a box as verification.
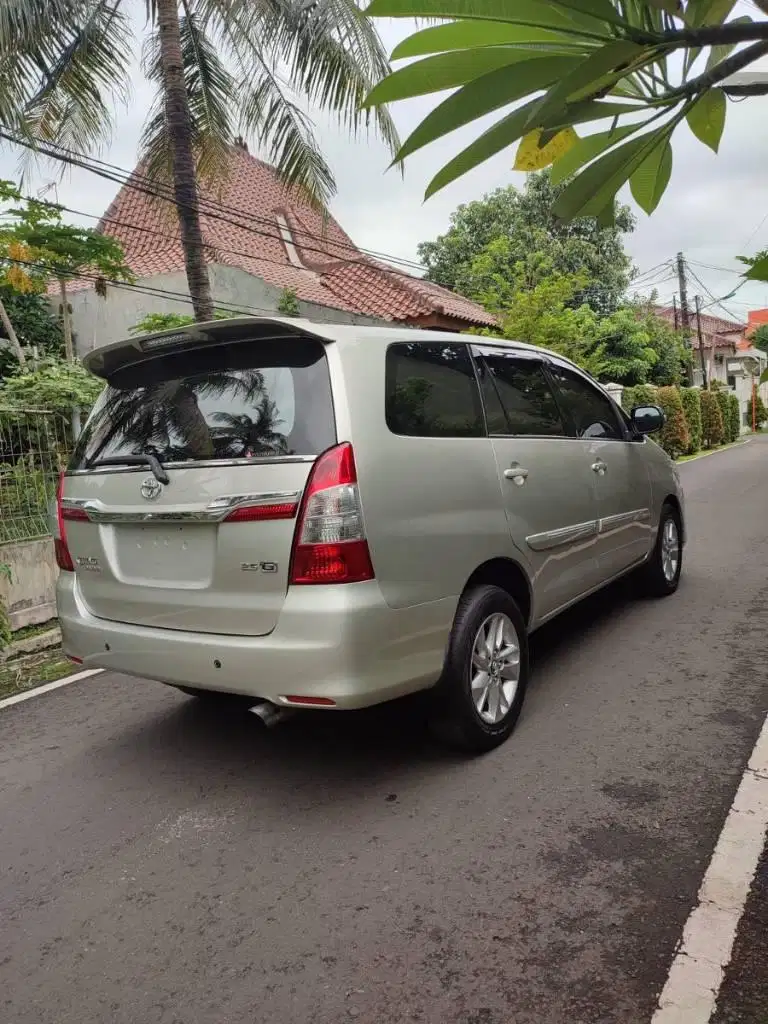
[0,668,103,711]
[679,439,752,465]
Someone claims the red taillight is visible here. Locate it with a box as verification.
[289,442,374,586]
[283,695,337,706]
[223,502,297,523]
[55,472,76,572]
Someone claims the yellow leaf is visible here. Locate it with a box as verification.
[513,127,578,172]
[4,265,35,294]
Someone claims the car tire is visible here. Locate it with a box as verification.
[430,584,529,754]
[637,503,683,598]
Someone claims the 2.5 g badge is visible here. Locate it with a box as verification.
[240,562,278,573]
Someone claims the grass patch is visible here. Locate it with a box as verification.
[0,649,74,701]
[10,618,59,644]
[678,439,748,463]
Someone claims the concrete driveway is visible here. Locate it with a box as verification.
[2,438,767,1024]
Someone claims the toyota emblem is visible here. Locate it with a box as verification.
[140,476,163,501]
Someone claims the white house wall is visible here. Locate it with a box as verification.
[61,264,387,355]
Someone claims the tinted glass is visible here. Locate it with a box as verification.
[385,342,484,438]
[70,337,336,469]
[476,350,565,436]
[548,363,624,441]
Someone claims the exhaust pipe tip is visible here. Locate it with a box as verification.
[249,701,297,728]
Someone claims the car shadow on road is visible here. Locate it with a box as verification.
[94,577,639,792]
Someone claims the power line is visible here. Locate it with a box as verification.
[0,128,429,278]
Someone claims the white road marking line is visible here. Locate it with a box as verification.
[652,711,768,1024]
[0,668,103,711]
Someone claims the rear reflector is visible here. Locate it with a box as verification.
[66,655,83,665]
[289,443,374,586]
[61,505,90,522]
[283,695,337,706]
[223,502,297,523]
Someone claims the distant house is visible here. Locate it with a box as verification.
[656,306,766,428]
[65,141,494,354]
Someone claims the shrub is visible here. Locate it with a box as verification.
[680,387,702,454]
[621,383,658,413]
[713,387,731,444]
[277,288,300,317]
[747,392,768,429]
[656,386,689,459]
[701,389,725,447]
[0,562,10,651]
[727,393,741,442]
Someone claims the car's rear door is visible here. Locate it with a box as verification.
[546,359,654,579]
[471,345,602,620]
[61,325,337,636]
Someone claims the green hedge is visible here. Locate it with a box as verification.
[656,386,690,459]
[680,388,702,454]
[727,392,741,443]
[701,389,725,448]
[747,393,768,429]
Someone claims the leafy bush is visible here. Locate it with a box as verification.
[0,357,103,416]
[680,387,702,454]
[713,387,731,444]
[621,383,657,414]
[700,389,724,448]
[0,562,11,651]
[727,393,741,442]
[656,386,689,459]
[277,288,300,317]
[747,392,768,429]
[129,310,232,335]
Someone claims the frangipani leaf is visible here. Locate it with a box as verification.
[629,136,672,213]
[514,127,578,170]
[686,88,726,152]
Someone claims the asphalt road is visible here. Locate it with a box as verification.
[2,438,768,1024]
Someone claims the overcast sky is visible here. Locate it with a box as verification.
[2,8,767,323]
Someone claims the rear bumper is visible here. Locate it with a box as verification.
[57,575,450,709]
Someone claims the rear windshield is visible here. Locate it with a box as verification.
[70,337,336,469]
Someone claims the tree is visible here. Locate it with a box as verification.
[1,1,399,322]
[701,389,724,447]
[418,174,634,313]
[747,393,768,429]
[1,184,133,362]
[0,286,63,377]
[656,385,689,460]
[680,387,702,454]
[364,0,768,221]
[751,323,768,355]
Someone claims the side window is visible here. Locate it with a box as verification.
[548,363,625,441]
[474,349,566,437]
[385,342,484,438]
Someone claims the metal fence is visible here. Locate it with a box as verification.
[0,409,72,545]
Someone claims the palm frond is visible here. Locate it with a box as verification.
[140,5,235,190]
[0,0,133,171]
[196,0,399,202]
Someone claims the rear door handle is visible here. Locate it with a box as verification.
[591,460,607,476]
[504,464,529,485]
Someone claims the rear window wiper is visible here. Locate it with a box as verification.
[86,454,170,484]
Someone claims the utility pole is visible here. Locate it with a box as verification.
[694,295,708,389]
[672,295,679,331]
[676,251,694,384]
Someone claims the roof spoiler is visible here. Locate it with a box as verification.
[83,315,333,380]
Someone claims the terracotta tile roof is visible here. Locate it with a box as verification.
[656,306,745,348]
[87,145,494,328]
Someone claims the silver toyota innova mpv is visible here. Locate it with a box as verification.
[56,317,684,752]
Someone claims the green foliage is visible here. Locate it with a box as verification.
[700,388,725,448]
[0,1,399,211]
[277,288,301,317]
[656,385,689,460]
[0,285,63,374]
[752,323,768,354]
[621,384,658,414]
[129,310,232,335]
[747,392,768,429]
[418,174,635,314]
[0,562,10,649]
[727,392,741,443]
[713,387,731,445]
[365,0,766,221]
[0,358,104,416]
[680,387,702,455]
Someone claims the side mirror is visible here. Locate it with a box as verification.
[632,405,665,434]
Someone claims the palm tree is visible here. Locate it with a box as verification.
[0,0,399,321]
